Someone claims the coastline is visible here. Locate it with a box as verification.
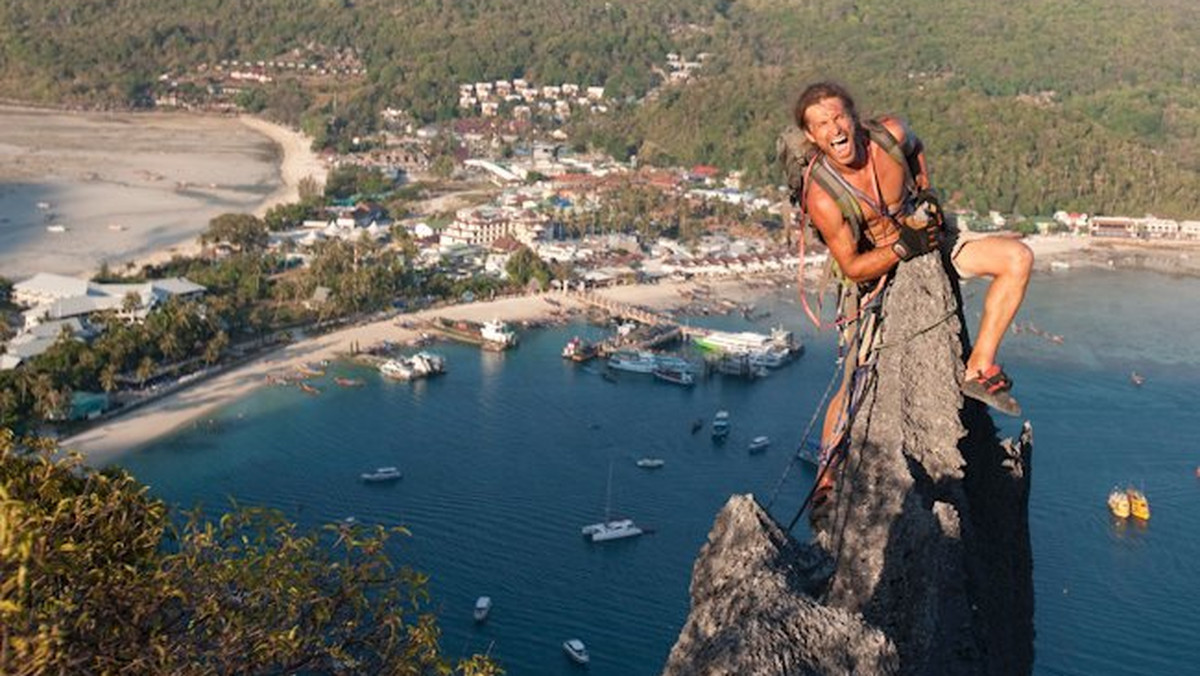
[0,105,325,278]
[62,277,760,466]
[59,232,1200,467]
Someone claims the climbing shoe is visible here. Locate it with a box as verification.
[962,364,1022,417]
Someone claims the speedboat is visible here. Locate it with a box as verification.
[473,596,492,623]
[1107,487,1130,519]
[748,436,770,453]
[563,638,590,664]
[636,458,665,469]
[361,467,402,482]
[711,410,730,439]
[1126,487,1150,520]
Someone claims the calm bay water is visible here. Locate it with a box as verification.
[117,269,1200,675]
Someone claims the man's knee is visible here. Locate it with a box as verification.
[1006,241,1034,280]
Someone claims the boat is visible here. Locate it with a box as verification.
[563,638,590,664]
[797,438,822,466]
[480,319,518,349]
[334,376,365,387]
[361,467,402,482]
[1107,487,1130,519]
[748,436,770,454]
[711,410,731,439]
[1126,487,1150,520]
[1049,260,1071,271]
[298,382,320,395]
[653,365,695,386]
[46,224,68,233]
[473,596,492,622]
[581,463,643,542]
[636,458,665,469]
[692,326,802,360]
[410,351,446,376]
[608,349,658,374]
[379,358,415,380]
[296,364,326,377]
[562,336,597,362]
[1130,371,1145,387]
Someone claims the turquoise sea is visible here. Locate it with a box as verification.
[116,269,1200,675]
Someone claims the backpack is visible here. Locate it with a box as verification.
[776,118,922,244]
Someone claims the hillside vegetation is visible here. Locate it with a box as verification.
[1,0,1198,216]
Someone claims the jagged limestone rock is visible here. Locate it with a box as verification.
[663,253,1034,676]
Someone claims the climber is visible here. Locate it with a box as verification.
[791,81,1033,508]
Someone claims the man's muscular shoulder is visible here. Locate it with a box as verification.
[875,115,920,150]
[803,180,847,234]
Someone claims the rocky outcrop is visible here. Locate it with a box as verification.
[662,253,1034,676]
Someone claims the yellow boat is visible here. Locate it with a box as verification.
[1126,487,1150,520]
[1107,488,1130,519]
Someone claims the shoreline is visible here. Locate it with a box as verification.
[61,277,764,467]
[58,233,1200,467]
[0,104,326,278]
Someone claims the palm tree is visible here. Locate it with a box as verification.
[100,363,118,393]
[136,355,155,388]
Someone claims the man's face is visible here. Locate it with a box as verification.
[802,96,860,168]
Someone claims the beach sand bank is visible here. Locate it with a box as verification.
[63,277,763,466]
[0,106,325,278]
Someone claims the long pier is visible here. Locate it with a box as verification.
[564,289,690,355]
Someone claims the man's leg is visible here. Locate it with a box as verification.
[951,236,1033,377]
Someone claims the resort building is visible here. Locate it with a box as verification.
[439,206,549,247]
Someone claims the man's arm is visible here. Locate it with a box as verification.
[807,186,900,283]
[879,115,930,190]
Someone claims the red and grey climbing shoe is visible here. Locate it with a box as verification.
[961,364,1022,417]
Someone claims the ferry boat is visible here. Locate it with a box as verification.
[480,319,518,349]
[608,350,658,374]
[473,596,492,623]
[748,436,770,454]
[1107,487,1130,519]
[562,638,590,665]
[361,467,403,482]
[636,457,665,469]
[1126,487,1150,520]
[692,326,801,359]
[562,336,597,362]
[711,410,731,439]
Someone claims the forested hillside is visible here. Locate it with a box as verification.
[2,0,1198,217]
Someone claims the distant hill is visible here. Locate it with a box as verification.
[2,0,1198,217]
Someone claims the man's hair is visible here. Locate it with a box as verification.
[793,81,858,131]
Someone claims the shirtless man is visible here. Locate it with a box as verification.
[794,82,1032,486]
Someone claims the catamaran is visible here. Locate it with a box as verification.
[581,463,643,542]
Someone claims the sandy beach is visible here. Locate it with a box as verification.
[62,277,760,466]
[0,106,326,278]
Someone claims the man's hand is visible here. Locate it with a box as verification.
[891,200,943,261]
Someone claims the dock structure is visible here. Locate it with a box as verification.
[565,289,685,355]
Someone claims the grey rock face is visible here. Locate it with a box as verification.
[662,254,1034,676]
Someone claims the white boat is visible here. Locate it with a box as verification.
[563,638,590,664]
[748,436,770,453]
[581,463,643,542]
[410,351,446,376]
[712,410,731,438]
[473,595,492,622]
[480,319,518,348]
[379,358,415,380]
[46,224,68,233]
[636,457,665,469]
[693,327,802,366]
[361,466,402,482]
[608,349,658,374]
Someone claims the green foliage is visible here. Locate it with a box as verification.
[0,429,501,675]
[325,165,393,200]
[202,213,269,251]
[264,201,318,231]
[504,246,553,287]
